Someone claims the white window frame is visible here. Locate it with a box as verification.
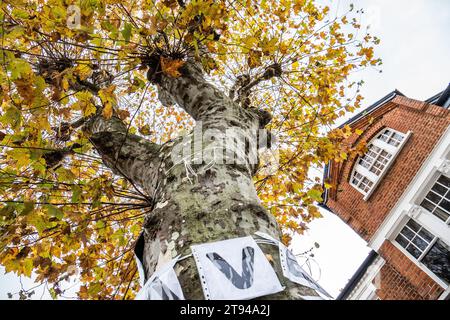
[418,174,450,225]
[390,216,450,288]
[350,129,412,200]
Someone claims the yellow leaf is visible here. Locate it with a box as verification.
[138,124,153,136]
[98,85,116,119]
[74,64,93,81]
[247,50,262,68]
[355,129,363,135]
[160,57,185,78]
[62,78,69,91]
[102,103,113,119]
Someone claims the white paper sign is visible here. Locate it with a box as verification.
[279,245,332,299]
[255,232,332,300]
[191,236,284,300]
[135,257,185,300]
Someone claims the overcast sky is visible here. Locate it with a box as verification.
[1,0,449,300]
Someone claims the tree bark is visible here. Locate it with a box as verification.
[86,59,318,300]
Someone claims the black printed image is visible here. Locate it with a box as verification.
[206,246,255,289]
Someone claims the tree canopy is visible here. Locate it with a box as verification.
[0,0,379,299]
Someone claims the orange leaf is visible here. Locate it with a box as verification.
[160,57,185,78]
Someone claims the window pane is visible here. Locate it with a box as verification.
[425,191,441,204]
[412,235,428,251]
[417,225,433,242]
[418,229,434,243]
[401,226,415,240]
[393,133,404,141]
[359,159,371,169]
[406,219,421,232]
[387,138,400,147]
[395,234,409,248]
[371,145,381,153]
[420,199,435,213]
[440,199,450,213]
[433,207,450,222]
[422,239,450,284]
[370,167,381,175]
[396,219,434,260]
[431,183,447,195]
[437,175,450,188]
[406,244,422,259]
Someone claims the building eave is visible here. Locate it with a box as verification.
[336,250,379,300]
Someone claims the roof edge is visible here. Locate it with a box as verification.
[336,250,379,300]
[338,89,405,128]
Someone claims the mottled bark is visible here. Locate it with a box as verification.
[87,59,318,299]
[83,114,162,197]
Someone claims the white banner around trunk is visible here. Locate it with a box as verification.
[279,244,332,299]
[191,236,284,300]
[255,232,332,300]
[135,257,185,300]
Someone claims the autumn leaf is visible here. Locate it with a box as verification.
[247,50,262,69]
[160,57,185,78]
[99,85,117,119]
[102,103,113,119]
[116,109,130,120]
[138,124,153,136]
[74,64,93,81]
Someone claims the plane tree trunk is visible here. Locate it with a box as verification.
[84,57,318,300]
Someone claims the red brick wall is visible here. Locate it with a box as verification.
[327,97,450,241]
[375,241,444,300]
[326,96,450,300]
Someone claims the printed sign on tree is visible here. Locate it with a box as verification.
[191,236,283,300]
[135,258,185,300]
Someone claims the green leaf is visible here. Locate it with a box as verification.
[95,220,105,229]
[49,288,58,300]
[11,8,29,19]
[55,167,76,183]
[71,185,82,203]
[0,105,22,129]
[27,213,48,234]
[46,204,64,220]
[20,202,35,216]
[121,23,132,42]
[22,258,33,277]
[9,58,32,80]
[307,189,323,202]
[0,204,15,217]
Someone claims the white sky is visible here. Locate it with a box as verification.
[1,0,449,300]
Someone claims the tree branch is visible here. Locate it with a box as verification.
[40,69,164,196]
[231,63,283,108]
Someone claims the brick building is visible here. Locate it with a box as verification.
[322,84,450,300]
